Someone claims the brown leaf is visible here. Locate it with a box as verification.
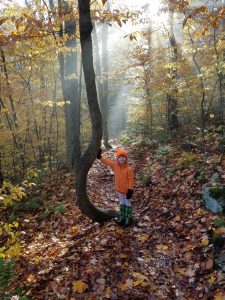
[205,259,213,270]
[72,280,88,293]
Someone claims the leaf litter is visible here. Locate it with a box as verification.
[13,143,225,299]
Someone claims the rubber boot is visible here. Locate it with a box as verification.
[117,204,126,225]
[123,206,132,227]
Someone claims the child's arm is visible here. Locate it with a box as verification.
[100,157,115,169]
[97,148,115,169]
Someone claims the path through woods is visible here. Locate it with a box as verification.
[15,143,224,299]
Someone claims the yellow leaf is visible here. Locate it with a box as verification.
[208,274,216,284]
[6,243,21,257]
[0,246,6,253]
[133,280,146,287]
[215,292,225,300]
[133,272,148,281]
[35,256,40,264]
[26,274,36,283]
[156,244,169,252]
[196,208,204,215]
[124,262,129,266]
[119,254,127,259]
[173,215,181,221]
[201,238,209,246]
[137,234,149,242]
[72,280,88,293]
[71,226,78,230]
[4,223,11,233]
[144,257,151,262]
[213,227,225,235]
[13,221,19,227]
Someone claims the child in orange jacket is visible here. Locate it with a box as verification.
[97,148,134,226]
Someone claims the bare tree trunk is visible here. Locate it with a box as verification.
[213,27,224,134]
[167,3,179,131]
[49,0,81,170]
[101,3,111,148]
[77,0,116,221]
[187,25,206,137]
[64,1,81,171]
[146,29,153,138]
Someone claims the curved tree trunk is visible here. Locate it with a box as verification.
[77,0,116,222]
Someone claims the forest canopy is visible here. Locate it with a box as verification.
[0,0,224,181]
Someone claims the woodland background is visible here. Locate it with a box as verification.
[0,0,225,299]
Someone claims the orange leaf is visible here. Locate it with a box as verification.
[72,280,88,293]
[102,0,107,5]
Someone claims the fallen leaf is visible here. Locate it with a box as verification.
[72,280,88,293]
[173,215,181,221]
[205,259,214,270]
[201,238,209,246]
[137,234,149,242]
[208,274,216,285]
[119,254,127,259]
[133,272,148,281]
[105,287,111,298]
[156,244,168,252]
[214,292,225,300]
[213,227,225,235]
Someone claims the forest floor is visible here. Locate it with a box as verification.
[11,139,225,299]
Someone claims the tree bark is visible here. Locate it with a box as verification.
[167,2,179,131]
[77,0,116,221]
[101,3,111,148]
[64,1,81,171]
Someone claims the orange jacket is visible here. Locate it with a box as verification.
[100,157,134,194]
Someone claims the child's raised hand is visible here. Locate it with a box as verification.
[97,148,102,159]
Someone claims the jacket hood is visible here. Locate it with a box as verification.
[116,149,128,158]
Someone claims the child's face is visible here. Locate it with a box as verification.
[117,155,127,165]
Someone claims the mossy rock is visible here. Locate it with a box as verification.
[209,186,225,200]
[203,186,225,213]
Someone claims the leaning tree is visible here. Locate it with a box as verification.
[76,0,116,221]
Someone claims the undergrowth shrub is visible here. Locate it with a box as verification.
[0,258,29,299]
[177,152,197,168]
[156,145,172,157]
